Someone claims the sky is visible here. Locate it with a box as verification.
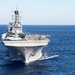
[0,0,75,25]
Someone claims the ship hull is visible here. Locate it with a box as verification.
[2,40,49,63]
[8,46,44,63]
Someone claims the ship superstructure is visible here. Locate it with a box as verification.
[2,8,50,63]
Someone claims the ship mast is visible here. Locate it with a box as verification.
[14,7,20,23]
[8,7,22,34]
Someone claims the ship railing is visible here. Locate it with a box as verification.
[3,39,50,43]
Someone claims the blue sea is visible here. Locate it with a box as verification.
[0,25,75,75]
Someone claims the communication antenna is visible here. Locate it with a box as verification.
[16,3,18,10]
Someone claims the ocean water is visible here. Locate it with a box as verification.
[0,25,75,75]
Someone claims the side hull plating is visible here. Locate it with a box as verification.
[8,46,44,63]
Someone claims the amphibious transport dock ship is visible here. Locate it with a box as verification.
[2,8,50,63]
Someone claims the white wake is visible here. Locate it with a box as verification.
[39,53,59,60]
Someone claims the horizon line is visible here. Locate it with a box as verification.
[0,24,75,26]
